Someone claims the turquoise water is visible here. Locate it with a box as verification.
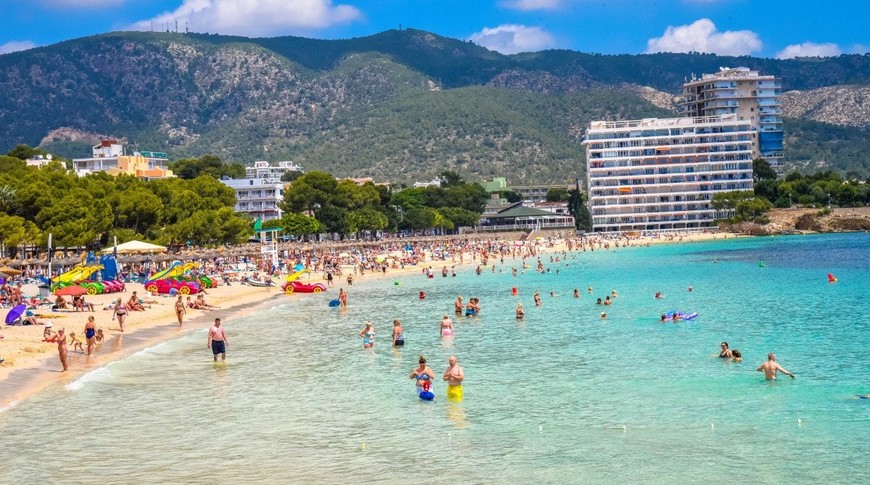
[1,233,868,484]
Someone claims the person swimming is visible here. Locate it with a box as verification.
[516,303,525,319]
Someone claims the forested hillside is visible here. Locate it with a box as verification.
[1,29,869,182]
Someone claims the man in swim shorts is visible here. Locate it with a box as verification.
[443,355,464,402]
[757,353,794,380]
[207,318,228,362]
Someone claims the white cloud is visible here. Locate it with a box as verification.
[645,18,761,56]
[469,24,556,55]
[130,0,362,37]
[776,42,841,59]
[0,41,37,55]
[502,0,563,11]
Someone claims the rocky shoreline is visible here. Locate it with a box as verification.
[724,207,870,235]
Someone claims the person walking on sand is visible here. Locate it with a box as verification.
[83,315,97,355]
[207,318,228,362]
[757,353,795,380]
[443,355,464,402]
[112,297,128,332]
[175,295,186,326]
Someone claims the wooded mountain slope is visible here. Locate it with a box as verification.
[2,29,869,182]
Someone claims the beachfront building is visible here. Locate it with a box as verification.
[680,67,783,170]
[72,139,174,179]
[583,114,754,233]
[221,178,285,221]
[245,160,303,183]
[478,202,575,231]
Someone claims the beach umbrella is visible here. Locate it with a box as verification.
[55,285,88,297]
[0,266,22,276]
[5,304,27,324]
[101,240,167,254]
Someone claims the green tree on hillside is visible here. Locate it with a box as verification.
[546,187,570,202]
[6,144,47,160]
[170,155,245,180]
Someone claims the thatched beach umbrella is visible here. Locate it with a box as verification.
[0,266,23,276]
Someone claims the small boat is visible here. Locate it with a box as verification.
[245,279,274,287]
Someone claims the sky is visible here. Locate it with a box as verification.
[0,0,867,58]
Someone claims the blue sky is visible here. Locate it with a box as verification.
[1,0,867,58]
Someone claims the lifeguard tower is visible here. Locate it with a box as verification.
[253,219,281,270]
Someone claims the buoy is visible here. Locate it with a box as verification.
[759,261,766,267]
[827,273,838,283]
[511,287,518,295]
[419,291,425,299]
[394,280,400,285]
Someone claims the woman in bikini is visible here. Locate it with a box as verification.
[358,321,375,348]
[175,295,186,326]
[391,319,405,347]
[410,355,435,394]
[440,314,454,337]
[112,298,128,332]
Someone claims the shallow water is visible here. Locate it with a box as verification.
[1,233,869,484]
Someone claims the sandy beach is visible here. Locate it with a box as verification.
[0,231,736,408]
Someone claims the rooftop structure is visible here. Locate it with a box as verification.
[583,114,754,233]
[481,177,575,202]
[25,154,54,168]
[413,178,442,188]
[680,67,783,169]
[72,139,173,179]
[245,161,304,183]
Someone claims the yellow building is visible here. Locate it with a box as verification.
[72,139,174,179]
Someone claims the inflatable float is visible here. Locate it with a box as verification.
[419,380,434,401]
[665,310,699,321]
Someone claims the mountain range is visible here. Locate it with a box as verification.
[2,29,869,183]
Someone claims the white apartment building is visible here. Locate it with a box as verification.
[583,114,754,233]
[245,161,303,183]
[221,178,285,221]
[680,67,783,170]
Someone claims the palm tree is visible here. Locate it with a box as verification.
[0,185,17,214]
